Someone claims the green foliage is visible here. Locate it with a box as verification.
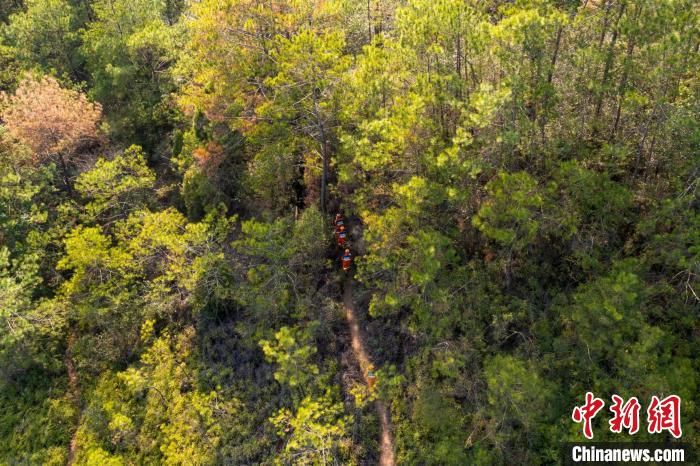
[75,145,156,222]
[484,354,552,432]
[76,330,236,465]
[232,206,329,325]
[473,171,543,249]
[410,385,468,465]
[271,394,350,465]
[5,0,79,77]
[0,133,51,255]
[0,247,44,352]
[80,0,182,147]
[0,372,73,464]
[1,0,699,463]
[0,131,65,379]
[182,165,220,221]
[260,325,320,391]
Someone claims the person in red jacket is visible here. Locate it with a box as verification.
[336,225,347,246]
[367,364,377,389]
[334,213,344,231]
[341,248,352,271]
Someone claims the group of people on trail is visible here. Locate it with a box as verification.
[334,214,379,389]
[334,213,353,272]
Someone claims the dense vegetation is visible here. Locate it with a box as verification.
[0,0,698,464]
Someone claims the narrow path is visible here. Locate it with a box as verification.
[65,331,80,466]
[343,280,396,466]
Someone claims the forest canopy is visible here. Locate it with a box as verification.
[0,0,698,464]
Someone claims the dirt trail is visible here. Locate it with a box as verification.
[65,331,80,466]
[343,280,396,466]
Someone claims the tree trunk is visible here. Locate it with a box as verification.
[456,30,463,100]
[539,24,564,147]
[367,0,372,43]
[547,25,563,86]
[598,0,613,48]
[57,152,74,196]
[610,4,641,140]
[320,136,329,215]
[593,2,626,132]
[610,37,636,139]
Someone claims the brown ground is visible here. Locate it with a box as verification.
[343,280,396,466]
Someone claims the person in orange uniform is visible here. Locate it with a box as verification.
[336,225,347,246]
[334,213,344,231]
[367,364,377,389]
[341,248,352,272]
